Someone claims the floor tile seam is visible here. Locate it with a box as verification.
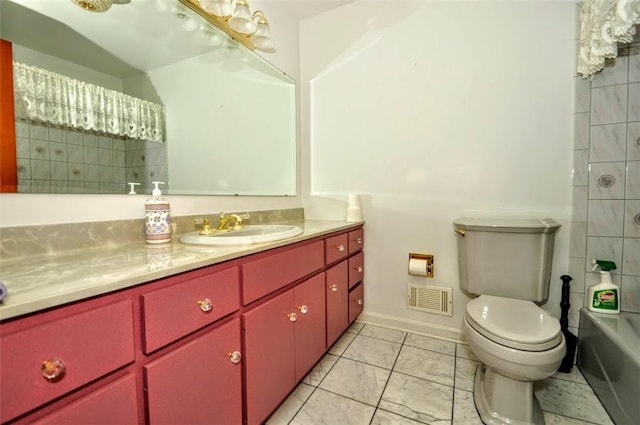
[356,332,406,346]
[539,408,612,425]
[284,384,319,425]
[311,385,381,409]
[390,369,457,391]
[365,331,409,425]
[371,406,443,425]
[401,341,457,359]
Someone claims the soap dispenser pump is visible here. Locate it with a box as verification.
[588,259,620,314]
[145,181,171,244]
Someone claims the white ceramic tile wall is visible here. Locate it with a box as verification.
[14,119,166,194]
[571,43,640,314]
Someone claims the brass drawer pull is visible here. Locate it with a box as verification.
[336,244,345,252]
[329,284,338,292]
[298,305,309,314]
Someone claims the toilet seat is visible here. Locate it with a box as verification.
[466,295,562,352]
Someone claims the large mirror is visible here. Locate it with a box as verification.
[0,0,296,196]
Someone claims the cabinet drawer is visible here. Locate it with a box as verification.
[325,233,349,265]
[242,241,324,305]
[142,266,240,353]
[348,251,364,289]
[348,228,364,254]
[32,374,138,425]
[349,282,364,324]
[145,319,242,425]
[0,300,135,423]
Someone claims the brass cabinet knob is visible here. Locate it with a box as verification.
[329,284,338,292]
[288,312,298,322]
[355,299,363,305]
[298,305,309,314]
[355,266,363,273]
[337,244,345,252]
[228,351,242,364]
[454,229,465,237]
[355,237,363,244]
[42,358,66,382]
[198,298,213,313]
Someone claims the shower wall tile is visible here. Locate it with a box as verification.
[29,123,48,140]
[30,140,49,160]
[68,129,83,145]
[575,76,591,113]
[591,55,628,87]
[568,257,586,293]
[572,149,589,186]
[68,145,83,163]
[572,186,588,222]
[30,160,50,180]
[50,142,67,162]
[621,276,640,312]
[585,237,623,273]
[16,137,30,158]
[589,124,627,162]
[588,162,626,199]
[622,238,640,275]
[627,122,640,160]
[84,147,100,165]
[591,85,627,125]
[99,148,114,166]
[68,164,84,181]
[15,120,29,138]
[50,161,68,181]
[570,222,587,257]
[625,200,640,237]
[49,127,67,143]
[626,160,640,199]
[630,44,640,83]
[568,292,583,328]
[17,158,30,179]
[83,133,99,148]
[587,200,624,236]
[629,83,640,122]
[574,113,590,149]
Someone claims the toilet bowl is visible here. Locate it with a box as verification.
[463,295,566,425]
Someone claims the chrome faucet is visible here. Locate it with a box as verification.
[216,212,245,232]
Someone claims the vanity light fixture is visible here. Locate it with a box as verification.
[71,0,130,13]
[179,0,275,52]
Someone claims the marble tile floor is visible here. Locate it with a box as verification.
[266,323,614,425]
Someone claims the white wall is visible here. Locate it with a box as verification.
[301,1,576,337]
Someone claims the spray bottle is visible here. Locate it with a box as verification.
[588,260,620,314]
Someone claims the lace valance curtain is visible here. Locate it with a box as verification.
[13,62,165,142]
[578,0,640,78]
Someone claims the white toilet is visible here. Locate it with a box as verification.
[453,217,566,425]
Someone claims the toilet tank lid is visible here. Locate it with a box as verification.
[453,217,560,233]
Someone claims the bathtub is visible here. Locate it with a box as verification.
[578,308,640,425]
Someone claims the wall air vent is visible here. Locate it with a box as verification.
[407,284,453,316]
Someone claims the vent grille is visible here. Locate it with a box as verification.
[407,284,453,316]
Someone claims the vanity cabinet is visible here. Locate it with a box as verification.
[244,273,326,425]
[0,300,135,423]
[144,318,242,425]
[0,224,363,425]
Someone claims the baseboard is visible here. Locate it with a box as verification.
[358,311,467,343]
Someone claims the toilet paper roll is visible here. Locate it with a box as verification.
[347,194,361,208]
[408,258,429,276]
[346,206,362,222]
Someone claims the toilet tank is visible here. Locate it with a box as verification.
[453,217,561,302]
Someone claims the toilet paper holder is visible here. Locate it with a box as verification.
[408,253,434,278]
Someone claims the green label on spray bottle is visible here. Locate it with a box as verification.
[592,289,618,310]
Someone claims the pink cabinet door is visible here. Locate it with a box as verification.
[325,261,349,348]
[243,291,295,425]
[348,251,365,289]
[294,273,326,382]
[32,375,139,425]
[349,282,365,324]
[144,319,242,425]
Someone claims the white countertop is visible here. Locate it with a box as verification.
[0,220,362,321]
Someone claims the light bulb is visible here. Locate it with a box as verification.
[228,0,256,35]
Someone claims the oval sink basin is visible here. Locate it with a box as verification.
[180,225,303,246]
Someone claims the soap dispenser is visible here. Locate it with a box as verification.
[145,181,171,244]
[588,259,620,314]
